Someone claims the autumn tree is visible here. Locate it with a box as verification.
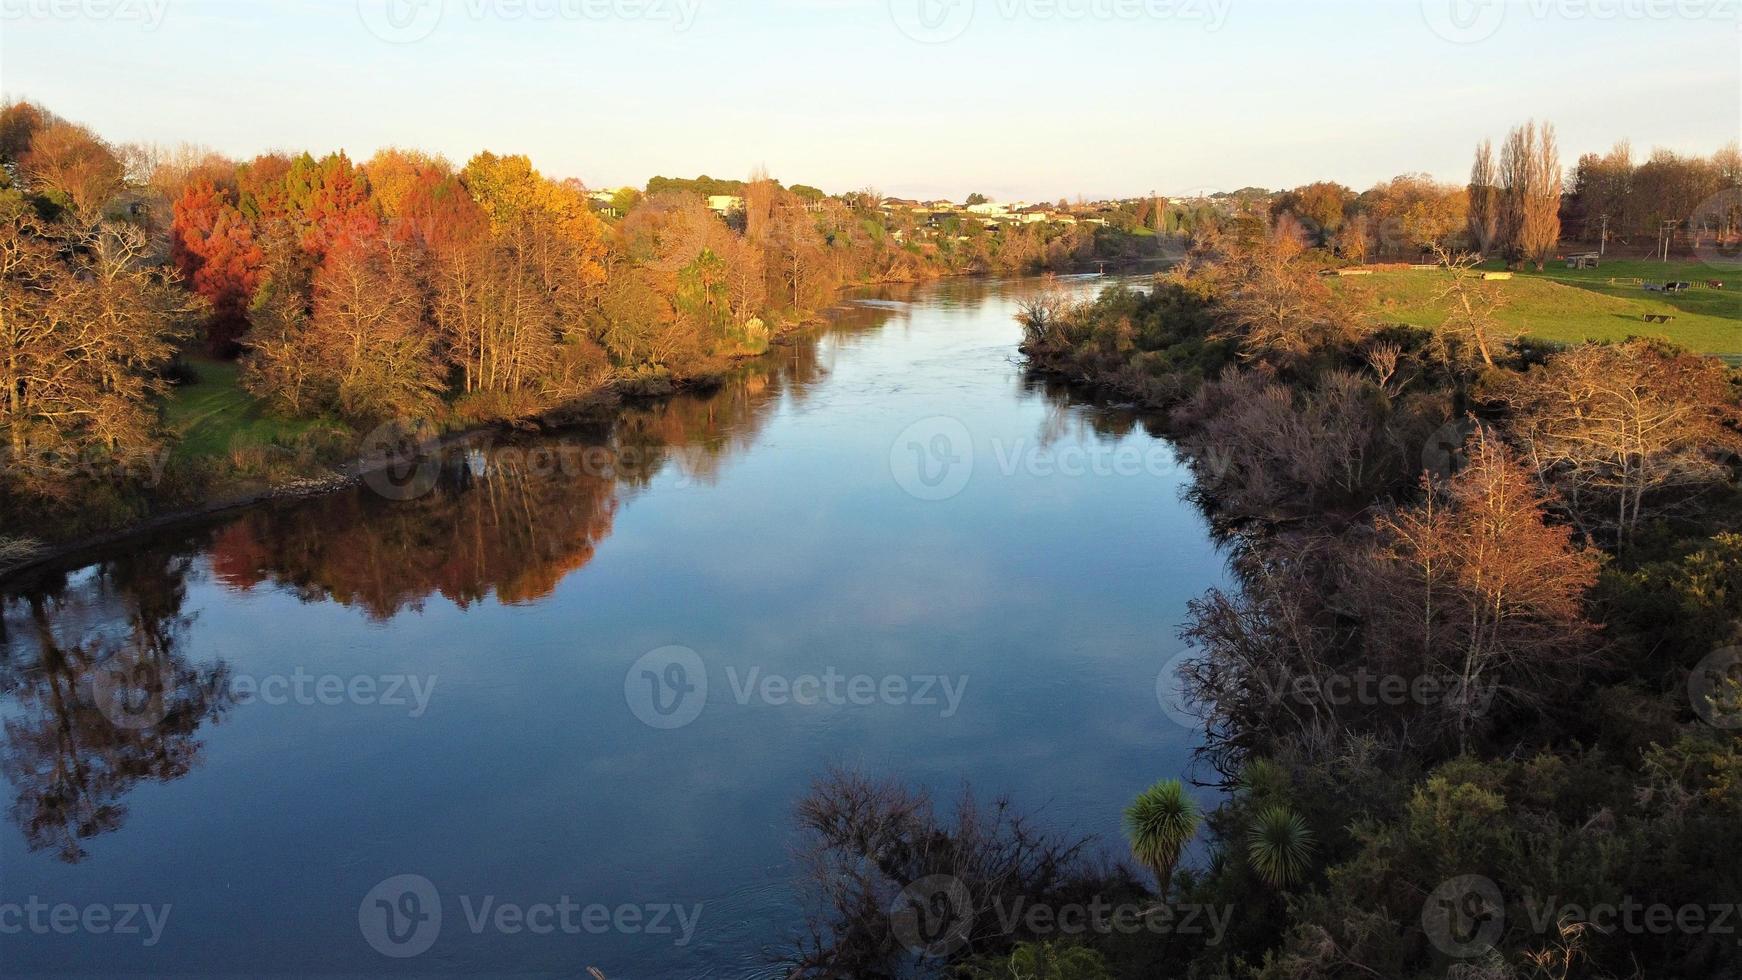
[171,181,264,353]
[0,211,195,494]
[364,147,449,221]
[1500,120,1562,270]
[0,100,52,169]
[1272,181,1353,243]
[1209,223,1360,365]
[245,239,440,423]
[1484,340,1742,550]
[283,151,380,262]
[1354,429,1599,751]
[19,121,124,222]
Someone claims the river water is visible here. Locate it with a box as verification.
[0,275,1227,977]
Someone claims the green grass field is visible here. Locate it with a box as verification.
[1346,258,1740,360]
[163,357,336,462]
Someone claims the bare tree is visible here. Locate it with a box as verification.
[1467,140,1500,257]
[1356,429,1601,751]
[1431,245,1515,368]
[1500,121,1563,270]
[1484,340,1742,551]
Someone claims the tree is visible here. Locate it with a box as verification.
[1468,140,1500,256]
[1431,246,1514,368]
[1210,223,1356,364]
[1356,429,1600,750]
[19,121,123,221]
[364,147,448,221]
[245,239,441,423]
[966,192,989,206]
[1124,779,1201,898]
[171,181,264,353]
[1274,181,1353,242]
[1484,340,1742,550]
[283,151,380,262]
[0,100,50,167]
[0,213,194,486]
[1500,121,1562,270]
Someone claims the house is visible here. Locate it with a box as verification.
[707,195,744,215]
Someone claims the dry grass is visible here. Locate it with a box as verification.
[0,536,43,569]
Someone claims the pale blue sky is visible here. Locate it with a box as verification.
[2,0,1737,200]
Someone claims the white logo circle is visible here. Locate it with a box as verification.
[1422,875,1505,959]
[890,416,974,501]
[1423,418,1477,481]
[1691,647,1742,730]
[88,652,167,731]
[889,874,974,959]
[1691,189,1742,272]
[625,646,709,730]
[360,422,444,502]
[358,0,444,43]
[1155,650,1202,731]
[889,0,974,43]
[1421,0,1505,43]
[359,874,443,958]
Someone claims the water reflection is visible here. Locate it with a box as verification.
[0,275,1217,975]
[0,552,230,862]
[0,298,891,862]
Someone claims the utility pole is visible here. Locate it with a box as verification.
[1598,213,1608,257]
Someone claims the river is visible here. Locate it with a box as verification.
[0,274,1228,977]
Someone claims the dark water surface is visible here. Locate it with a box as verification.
[0,276,1227,977]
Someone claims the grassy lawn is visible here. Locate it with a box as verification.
[163,357,338,463]
[1346,258,1740,359]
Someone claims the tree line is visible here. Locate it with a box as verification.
[0,100,1143,539]
[1258,121,1737,268]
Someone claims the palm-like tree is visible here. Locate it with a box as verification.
[1124,779,1201,898]
[1246,805,1316,888]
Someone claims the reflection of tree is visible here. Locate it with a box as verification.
[0,552,230,862]
[206,316,865,621]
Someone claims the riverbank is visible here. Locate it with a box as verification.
[0,331,800,583]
